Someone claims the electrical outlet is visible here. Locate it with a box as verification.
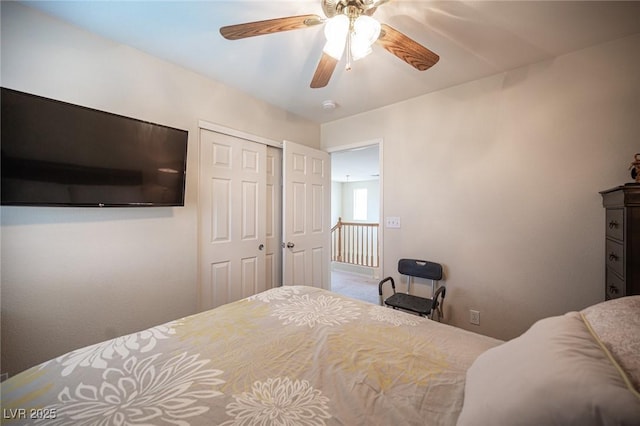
[470,310,480,325]
[385,216,400,228]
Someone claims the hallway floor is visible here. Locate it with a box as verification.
[331,270,380,305]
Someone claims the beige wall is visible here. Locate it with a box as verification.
[322,33,640,340]
[0,2,320,376]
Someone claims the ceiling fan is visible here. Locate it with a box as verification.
[219,0,439,88]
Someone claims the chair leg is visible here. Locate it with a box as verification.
[433,306,443,322]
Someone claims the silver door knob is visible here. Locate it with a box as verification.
[286,242,295,248]
[258,244,264,251]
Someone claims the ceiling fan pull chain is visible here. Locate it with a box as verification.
[346,31,353,70]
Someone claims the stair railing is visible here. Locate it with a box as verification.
[331,217,379,268]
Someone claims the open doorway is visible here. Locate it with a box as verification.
[329,141,382,304]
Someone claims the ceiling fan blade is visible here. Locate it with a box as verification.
[220,14,323,40]
[377,23,439,71]
[310,52,339,88]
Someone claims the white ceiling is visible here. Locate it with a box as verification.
[21,1,640,124]
[331,144,380,182]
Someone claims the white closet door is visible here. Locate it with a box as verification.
[282,140,331,289]
[199,129,266,309]
[265,146,282,290]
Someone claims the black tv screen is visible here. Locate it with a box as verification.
[1,87,188,207]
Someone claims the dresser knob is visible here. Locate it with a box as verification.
[608,220,619,229]
[608,252,619,262]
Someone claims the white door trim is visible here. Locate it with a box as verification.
[198,120,282,148]
[326,138,384,280]
[324,138,382,154]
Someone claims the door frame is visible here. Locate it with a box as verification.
[326,138,384,280]
[199,120,283,148]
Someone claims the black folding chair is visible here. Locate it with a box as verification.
[378,259,446,320]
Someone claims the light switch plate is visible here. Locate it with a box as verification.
[385,216,400,228]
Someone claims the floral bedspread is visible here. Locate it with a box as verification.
[1,286,501,425]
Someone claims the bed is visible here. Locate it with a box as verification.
[2,286,639,425]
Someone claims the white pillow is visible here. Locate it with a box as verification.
[457,311,640,426]
[582,296,640,392]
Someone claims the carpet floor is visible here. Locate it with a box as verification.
[330,270,380,305]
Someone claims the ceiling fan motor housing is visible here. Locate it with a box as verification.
[322,0,377,18]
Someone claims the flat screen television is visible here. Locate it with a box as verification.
[1,87,188,207]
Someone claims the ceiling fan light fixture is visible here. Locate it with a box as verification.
[350,39,372,61]
[323,15,349,59]
[351,15,380,60]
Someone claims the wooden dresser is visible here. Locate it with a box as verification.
[600,184,640,299]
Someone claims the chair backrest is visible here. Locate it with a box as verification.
[397,259,443,280]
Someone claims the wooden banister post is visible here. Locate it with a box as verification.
[337,217,343,262]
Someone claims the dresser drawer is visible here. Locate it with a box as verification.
[606,239,624,277]
[605,208,624,241]
[606,269,625,299]
[601,185,640,299]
